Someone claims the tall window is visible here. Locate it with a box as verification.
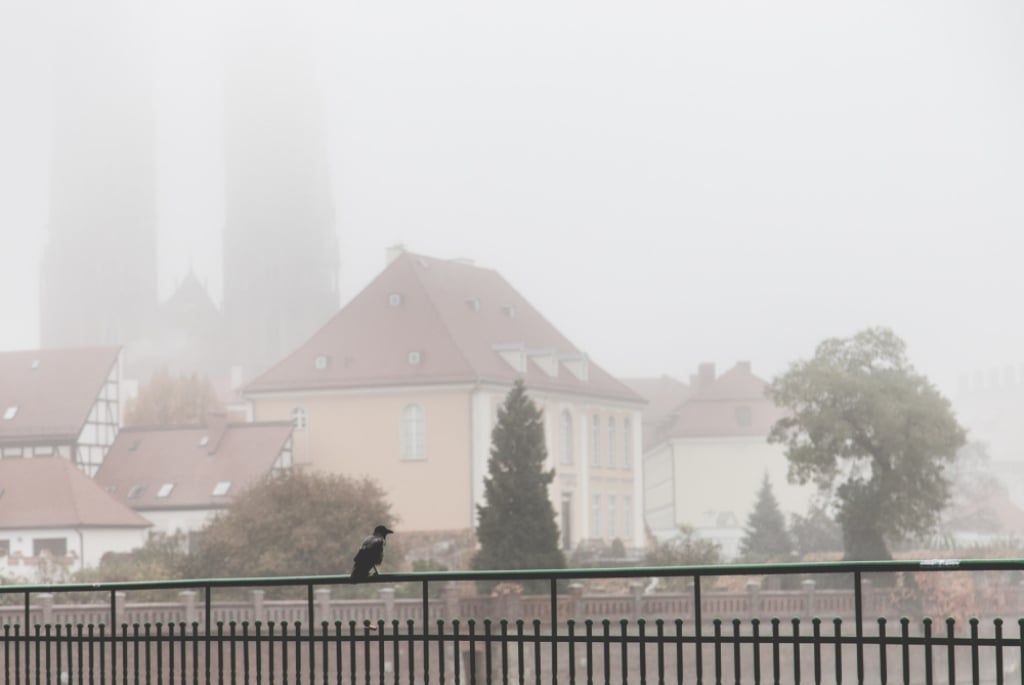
[290,407,308,431]
[623,495,633,539]
[591,494,602,538]
[607,417,616,467]
[623,418,633,468]
[401,403,426,461]
[590,415,601,466]
[560,410,574,465]
[607,495,617,538]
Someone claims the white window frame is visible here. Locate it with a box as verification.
[401,403,427,461]
[560,410,573,465]
[291,407,308,431]
[623,418,633,468]
[590,415,601,466]
[607,417,616,467]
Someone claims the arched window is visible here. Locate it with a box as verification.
[590,415,601,466]
[401,403,426,461]
[607,417,617,467]
[560,411,573,465]
[623,418,633,468]
[290,407,307,431]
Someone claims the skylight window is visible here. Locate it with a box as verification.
[388,292,402,307]
[156,483,175,498]
[314,354,330,370]
[30,360,40,369]
[127,484,146,499]
[198,436,209,447]
[212,481,231,496]
[2,406,17,421]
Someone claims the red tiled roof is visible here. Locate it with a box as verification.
[0,347,120,445]
[663,362,787,439]
[95,418,293,510]
[0,458,150,529]
[245,252,642,403]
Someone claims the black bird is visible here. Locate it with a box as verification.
[351,525,394,580]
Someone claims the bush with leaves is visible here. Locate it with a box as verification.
[187,471,398,581]
[125,368,223,426]
[644,525,722,592]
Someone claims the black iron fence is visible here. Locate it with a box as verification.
[2,558,1024,683]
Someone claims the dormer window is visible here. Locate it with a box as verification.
[2,406,17,421]
[314,354,330,370]
[388,292,403,307]
[408,351,422,366]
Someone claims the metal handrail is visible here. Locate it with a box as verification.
[1,559,1021,683]
[0,556,1001,596]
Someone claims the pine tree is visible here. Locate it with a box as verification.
[738,473,794,562]
[472,380,565,590]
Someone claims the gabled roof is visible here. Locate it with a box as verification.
[0,458,150,529]
[622,375,692,450]
[94,416,293,511]
[622,375,691,426]
[0,347,120,445]
[662,362,787,439]
[245,251,642,403]
[160,269,221,328]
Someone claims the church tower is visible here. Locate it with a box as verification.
[40,2,158,355]
[221,12,340,378]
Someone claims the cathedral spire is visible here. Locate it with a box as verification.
[41,1,158,354]
[221,10,340,378]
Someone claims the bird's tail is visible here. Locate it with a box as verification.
[350,564,369,581]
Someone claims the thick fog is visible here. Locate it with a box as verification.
[1,0,1022,394]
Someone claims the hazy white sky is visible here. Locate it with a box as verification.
[1,0,1022,395]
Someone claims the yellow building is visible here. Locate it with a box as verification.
[244,249,646,550]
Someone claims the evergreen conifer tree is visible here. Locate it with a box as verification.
[738,473,794,562]
[472,380,565,590]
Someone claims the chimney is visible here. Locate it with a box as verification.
[691,362,716,391]
[385,244,406,265]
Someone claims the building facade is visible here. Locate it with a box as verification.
[0,347,122,477]
[641,362,813,557]
[0,458,150,582]
[244,250,645,550]
[96,413,294,538]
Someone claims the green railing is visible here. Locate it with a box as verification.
[1,558,1023,683]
